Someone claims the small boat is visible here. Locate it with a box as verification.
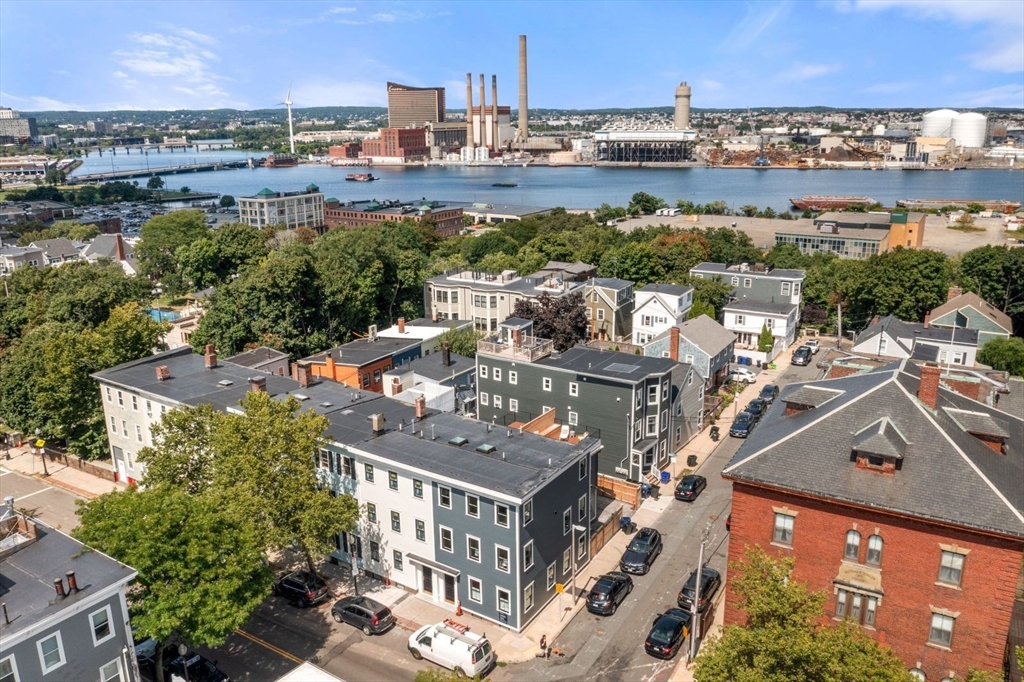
[491,182,518,188]
[346,173,377,182]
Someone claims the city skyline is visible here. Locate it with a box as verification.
[1,0,1022,113]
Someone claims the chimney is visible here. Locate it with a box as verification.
[371,412,385,435]
[296,363,312,388]
[66,571,79,593]
[249,376,267,393]
[918,363,940,410]
[398,317,405,334]
[414,395,427,420]
[479,74,487,149]
[114,233,126,261]
[947,286,963,302]
[442,342,451,368]
[669,326,680,362]
[155,365,170,381]
[518,35,529,143]
[54,577,66,599]
[872,315,879,325]
[923,312,931,329]
[204,344,218,369]
[466,73,475,149]
[391,376,403,395]
[492,75,499,152]
[326,354,336,378]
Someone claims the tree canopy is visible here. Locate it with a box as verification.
[136,210,211,295]
[512,291,589,352]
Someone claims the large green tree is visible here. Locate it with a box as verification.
[977,337,1024,377]
[512,291,589,352]
[136,210,210,294]
[598,242,666,287]
[848,247,950,323]
[75,486,272,682]
[435,327,486,358]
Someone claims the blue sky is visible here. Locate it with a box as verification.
[2,0,1022,112]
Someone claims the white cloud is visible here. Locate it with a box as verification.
[959,83,1024,108]
[699,78,724,92]
[780,62,841,81]
[861,81,917,94]
[0,92,84,110]
[721,2,791,51]
[335,9,450,25]
[324,6,357,15]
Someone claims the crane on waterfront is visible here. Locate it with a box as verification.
[280,83,296,155]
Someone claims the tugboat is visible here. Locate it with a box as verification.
[491,182,518,188]
[346,173,378,182]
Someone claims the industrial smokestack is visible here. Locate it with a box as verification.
[491,75,499,152]
[518,35,529,143]
[674,81,692,130]
[465,73,474,148]
[479,74,486,149]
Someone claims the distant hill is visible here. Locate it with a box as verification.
[27,107,388,125]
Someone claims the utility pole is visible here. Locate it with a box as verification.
[689,523,711,662]
[836,302,842,348]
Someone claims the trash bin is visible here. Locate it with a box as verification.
[687,454,698,467]
[640,482,652,499]
[661,471,670,485]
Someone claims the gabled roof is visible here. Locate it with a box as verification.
[722,300,797,316]
[29,237,79,260]
[678,315,735,356]
[637,283,691,297]
[930,291,1012,334]
[724,361,1024,539]
[81,234,134,261]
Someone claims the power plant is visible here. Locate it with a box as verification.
[594,83,697,163]
[519,35,529,143]
[674,82,691,130]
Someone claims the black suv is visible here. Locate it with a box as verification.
[161,648,229,682]
[744,398,768,420]
[586,572,634,615]
[331,595,396,635]
[729,411,756,438]
[677,566,722,613]
[644,608,692,659]
[674,475,707,502]
[620,527,663,575]
[758,384,780,404]
[273,570,330,608]
[792,346,812,366]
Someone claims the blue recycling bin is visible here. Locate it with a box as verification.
[661,471,670,485]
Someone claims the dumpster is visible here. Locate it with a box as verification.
[661,471,670,485]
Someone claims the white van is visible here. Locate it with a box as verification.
[408,619,495,678]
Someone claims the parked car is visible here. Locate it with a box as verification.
[792,346,812,366]
[758,384,780,404]
[332,595,396,635]
[804,339,820,354]
[408,620,495,678]
[161,648,230,682]
[744,398,768,420]
[273,570,330,608]
[586,571,634,615]
[728,367,757,384]
[677,567,722,613]
[674,475,707,502]
[729,411,757,438]
[132,626,157,662]
[620,527,663,575]
[644,608,692,659]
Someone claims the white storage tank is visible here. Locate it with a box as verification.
[951,112,987,148]
[921,109,958,138]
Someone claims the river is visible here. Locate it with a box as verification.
[73,149,1023,212]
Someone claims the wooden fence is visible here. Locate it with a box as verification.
[597,473,641,510]
[589,504,623,556]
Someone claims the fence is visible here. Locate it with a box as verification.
[38,446,117,482]
[585,339,646,355]
[589,503,623,556]
[597,473,641,510]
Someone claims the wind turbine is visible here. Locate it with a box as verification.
[280,83,295,155]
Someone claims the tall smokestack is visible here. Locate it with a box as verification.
[674,82,692,130]
[466,73,474,148]
[491,75,499,152]
[518,35,529,143]
[479,74,486,149]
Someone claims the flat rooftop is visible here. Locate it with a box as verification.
[537,345,681,381]
[776,223,888,240]
[224,346,290,368]
[690,262,805,280]
[305,337,422,367]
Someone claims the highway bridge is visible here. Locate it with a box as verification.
[68,158,263,184]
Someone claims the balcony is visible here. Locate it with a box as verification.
[476,335,553,363]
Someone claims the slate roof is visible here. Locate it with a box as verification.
[723,300,797,316]
[930,292,1013,334]
[723,360,1024,539]
[638,283,692,297]
[678,315,735,357]
[855,315,979,353]
[81,234,134,261]
[29,237,80,260]
[304,338,422,367]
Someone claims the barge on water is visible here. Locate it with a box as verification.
[790,196,877,211]
[265,154,298,168]
[897,198,1022,212]
[346,173,378,182]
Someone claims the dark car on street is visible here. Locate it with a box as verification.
[677,567,722,613]
[759,384,780,404]
[331,595,396,635]
[619,527,663,575]
[792,346,812,366]
[644,608,692,659]
[585,571,634,615]
[160,648,230,682]
[729,411,757,438]
[674,475,707,502]
[273,570,330,608]
[744,398,768,420]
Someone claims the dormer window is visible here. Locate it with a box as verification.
[851,418,908,476]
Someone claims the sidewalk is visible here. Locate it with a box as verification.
[1,446,126,499]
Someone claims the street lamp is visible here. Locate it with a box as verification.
[178,643,190,682]
[34,428,48,477]
[570,524,587,603]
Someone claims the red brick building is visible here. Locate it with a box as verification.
[722,361,1023,681]
[361,128,429,160]
[324,199,464,238]
[328,142,361,158]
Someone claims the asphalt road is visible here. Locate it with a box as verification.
[0,467,84,531]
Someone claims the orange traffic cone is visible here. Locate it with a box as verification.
[455,599,463,616]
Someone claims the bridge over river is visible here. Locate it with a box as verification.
[69,158,265,184]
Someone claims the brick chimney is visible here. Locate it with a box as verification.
[155,365,170,381]
[872,315,879,325]
[204,344,218,369]
[115,234,126,261]
[414,395,427,420]
[296,363,312,388]
[918,363,940,410]
[249,376,267,393]
[923,312,931,329]
[947,286,963,302]
[325,354,336,378]
[398,317,406,334]
[391,376,403,395]
[669,326,680,362]
[442,342,451,368]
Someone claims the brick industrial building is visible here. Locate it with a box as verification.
[361,128,430,162]
[723,361,1023,680]
[325,198,464,237]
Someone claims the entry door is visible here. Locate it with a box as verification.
[422,567,433,594]
[443,574,456,603]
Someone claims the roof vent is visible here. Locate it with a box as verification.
[217,379,233,387]
[448,436,469,447]
[320,401,333,408]
[476,443,496,454]
[293,393,310,401]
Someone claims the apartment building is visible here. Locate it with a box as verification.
[645,315,735,388]
[689,261,805,307]
[237,185,325,231]
[631,283,693,345]
[325,199,464,238]
[584,278,634,342]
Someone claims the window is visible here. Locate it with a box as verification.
[373,369,381,384]
[439,486,451,509]
[578,459,587,480]
[415,519,426,542]
[661,409,668,431]
[569,382,579,397]
[523,500,533,525]
[131,396,138,411]
[469,577,482,603]
[440,526,453,552]
[878,338,888,353]
[468,536,481,562]
[636,390,643,409]
[845,530,861,560]
[731,276,739,286]
[773,513,794,545]
[0,656,18,682]
[543,377,552,391]
[364,463,374,482]
[743,277,752,288]
[391,511,401,532]
[577,532,587,559]
[37,632,65,673]
[100,660,122,682]
[493,395,502,409]
[929,613,955,647]
[563,508,573,535]
[524,583,535,612]
[509,371,517,385]
[836,589,877,627]
[495,504,509,527]
[121,420,128,437]
[388,471,398,490]
[568,411,578,426]
[342,456,355,478]
[90,605,114,645]
[633,419,642,443]
[794,282,801,296]
[562,547,572,575]
[493,368,502,382]
[782,281,791,296]
[117,391,124,407]
[135,424,143,443]
[735,314,745,326]
[110,415,117,432]
[393,550,404,571]
[479,365,488,379]
[362,373,370,388]
[524,540,534,570]
[497,588,511,614]
[480,392,489,406]
[597,308,605,321]
[105,387,112,403]
[578,494,587,521]
[547,563,556,589]
[835,589,847,618]
[413,478,423,498]
[509,398,519,413]
[646,414,657,436]
[318,449,330,470]
[496,545,510,572]
[648,385,658,404]
[765,318,774,329]
[466,494,479,518]
[366,503,377,523]
[938,550,965,586]
[866,535,883,565]
[370,541,380,562]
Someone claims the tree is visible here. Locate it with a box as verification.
[147,175,164,190]
[136,210,210,295]
[175,238,221,291]
[212,222,268,277]
[598,242,666,287]
[180,186,191,194]
[461,231,519,265]
[512,291,588,352]
[757,323,774,353]
[977,337,1024,377]
[699,227,763,265]
[653,232,710,282]
[219,194,236,208]
[435,327,485,358]
[849,248,950,323]
[689,276,733,317]
[694,546,912,682]
[138,404,221,494]
[764,242,809,269]
[594,203,627,224]
[740,205,758,217]
[75,486,272,682]
[293,226,319,245]
[628,192,667,215]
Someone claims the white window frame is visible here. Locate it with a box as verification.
[495,545,510,573]
[597,308,605,320]
[480,392,489,406]
[523,499,533,525]
[105,387,112,403]
[648,385,658,404]
[135,424,143,443]
[524,582,535,612]
[468,577,483,603]
[99,659,123,682]
[117,391,123,407]
[495,503,509,528]
[547,563,556,589]
[646,414,658,436]
[36,632,66,674]
[743,277,751,288]
[929,612,955,647]
[131,395,138,412]
[479,365,488,379]
[509,371,517,385]
[569,382,578,397]
[578,458,587,480]
[524,540,534,570]
[89,604,116,646]
[493,368,502,382]
[568,411,578,426]
[563,508,572,535]
[684,353,694,364]
[542,377,552,391]
[509,398,519,413]
[467,535,481,563]
[773,513,794,546]
[439,525,454,553]
[781,281,791,296]
[0,655,20,682]
[563,547,572,575]
[438,485,452,509]
[938,550,965,587]
[496,587,511,615]
[578,494,587,521]
[493,395,502,409]
[466,494,480,518]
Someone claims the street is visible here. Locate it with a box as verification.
[0,467,84,532]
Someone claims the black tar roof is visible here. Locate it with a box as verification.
[395,352,475,382]
[691,262,805,280]
[724,360,1024,538]
[226,346,290,369]
[537,346,680,381]
[304,337,422,367]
